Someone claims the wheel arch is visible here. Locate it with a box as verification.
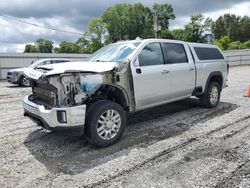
[18,73,29,86]
[204,71,223,93]
[18,73,25,83]
[89,84,130,111]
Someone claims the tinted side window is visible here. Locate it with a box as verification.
[42,60,51,65]
[138,43,164,66]
[50,60,56,64]
[52,60,68,64]
[163,43,188,64]
[194,47,224,60]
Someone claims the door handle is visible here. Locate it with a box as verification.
[188,67,195,71]
[161,70,170,74]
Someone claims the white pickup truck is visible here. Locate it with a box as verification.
[23,39,228,147]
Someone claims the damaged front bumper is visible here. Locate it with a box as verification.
[23,95,86,132]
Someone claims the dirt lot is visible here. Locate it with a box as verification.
[0,66,250,188]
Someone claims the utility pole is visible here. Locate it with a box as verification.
[153,12,161,38]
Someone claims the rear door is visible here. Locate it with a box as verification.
[162,42,195,98]
[131,42,171,109]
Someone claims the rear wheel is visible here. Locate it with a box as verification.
[19,76,30,87]
[85,100,126,147]
[200,82,221,108]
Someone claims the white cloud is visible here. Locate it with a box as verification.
[170,17,190,30]
[0,0,250,52]
[0,43,25,53]
[170,1,250,30]
[204,1,250,20]
[0,16,83,52]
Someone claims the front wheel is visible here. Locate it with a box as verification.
[200,82,221,108]
[19,76,31,87]
[85,100,126,147]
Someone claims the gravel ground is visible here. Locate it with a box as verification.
[0,66,249,188]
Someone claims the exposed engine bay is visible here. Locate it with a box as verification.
[29,73,110,108]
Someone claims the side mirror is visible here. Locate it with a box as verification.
[31,61,34,65]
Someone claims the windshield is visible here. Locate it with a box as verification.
[29,59,45,68]
[88,42,141,63]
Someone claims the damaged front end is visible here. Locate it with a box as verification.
[29,72,107,109]
[22,66,115,133]
[22,60,133,133]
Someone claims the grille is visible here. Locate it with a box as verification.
[31,81,57,107]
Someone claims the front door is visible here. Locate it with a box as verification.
[131,42,171,110]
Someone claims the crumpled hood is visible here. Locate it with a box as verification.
[24,61,118,80]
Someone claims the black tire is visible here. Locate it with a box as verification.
[85,100,126,147]
[19,76,31,87]
[200,81,221,108]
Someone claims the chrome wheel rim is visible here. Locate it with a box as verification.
[97,109,121,140]
[210,86,219,105]
[22,77,30,86]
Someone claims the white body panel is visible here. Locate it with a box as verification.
[129,39,227,111]
[132,63,172,108]
[188,42,227,93]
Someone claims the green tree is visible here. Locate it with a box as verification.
[102,4,130,42]
[88,17,107,43]
[172,29,186,41]
[75,37,91,53]
[214,36,250,50]
[128,3,154,39]
[24,44,38,53]
[160,28,173,39]
[56,41,80,53]
[212,14,241,41]
[53,47,60,53]
[184,14,212,43]
[229,41,242,50]
[35,39,54,53]
[241,40,250,49]
[24,39,53,53]
[214,36,231,50]
[152,3,175,29]
[102,3,154,42]
[87,38,104,53]
[54,37,101,54]
[239,16,250,42]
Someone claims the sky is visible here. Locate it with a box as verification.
[0,0,249,53]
